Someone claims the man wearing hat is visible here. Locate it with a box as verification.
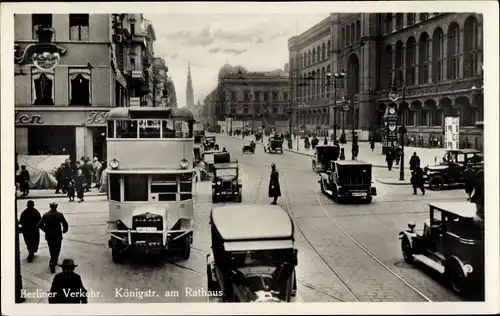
[49,258,88,304]
[37,202,69,273]
[19,200,41,262]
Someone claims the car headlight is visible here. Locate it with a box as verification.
[109,159,119,169]
[217,181,221,185]
[179,159,189,169]
[232,180,237,185]
[464,264,474,273]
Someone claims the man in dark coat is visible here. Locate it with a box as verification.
[81,158,92,192]
[268,163,281,205]
[409,152,421,171]
[386,148,394,171]
[74,169,86,203]
[19,200,41,262]
[323,137,328,145]
[351,143,359,160]
[37,202,69,273]
[369,137,375,151]
[463,165,476,200]
[55,163,66,194]
[411,164,425,195]
[19,165,30,196]
[49,258,88,304]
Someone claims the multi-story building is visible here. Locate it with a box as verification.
[151,57,168,106]
[289,13,483,148]
[165,76,178,108]
[123,14,156,107]
[14,13,130,160]
[205,64,290,131]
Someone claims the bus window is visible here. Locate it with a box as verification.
[161,120,176,138]
[107,121,115,138]
[151,174,177,201]
[109,174,121,201]
[179,172,193,201]
[139,120,161,138]
[123,174,148,201]
[116,121,138,139]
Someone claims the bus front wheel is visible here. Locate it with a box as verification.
[112,248,124,263]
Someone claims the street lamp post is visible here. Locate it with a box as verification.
[326,72,346,142]
[389,77,407,181]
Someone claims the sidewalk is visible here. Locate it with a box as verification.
[17,188,106,200]
[228,134,446,170]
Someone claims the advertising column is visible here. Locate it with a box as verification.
[444,116,460,150]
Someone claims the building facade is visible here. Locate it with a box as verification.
[288,13,483,148]
[152,57,168,106]
[14,13,160,161]
[204,64,290,131]
[165,76,178,108]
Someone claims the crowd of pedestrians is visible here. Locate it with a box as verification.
[54,157,107,203]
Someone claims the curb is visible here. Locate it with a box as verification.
[17,193,106,200]
[376,178,412,186]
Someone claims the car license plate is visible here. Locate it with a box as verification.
[222,191,227,195]
[136,227,157,232]
[352,192,367,197]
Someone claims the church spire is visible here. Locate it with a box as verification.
[186,62,194,108]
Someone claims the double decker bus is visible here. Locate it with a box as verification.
[105,107,195,263]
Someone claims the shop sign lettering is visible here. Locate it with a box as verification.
[15,112,44,124]
[87,111,109,125]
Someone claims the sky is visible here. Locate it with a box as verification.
[147,13,329,107]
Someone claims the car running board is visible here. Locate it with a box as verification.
[413,254,445,274]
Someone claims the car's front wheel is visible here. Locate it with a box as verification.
[429,175,445,191]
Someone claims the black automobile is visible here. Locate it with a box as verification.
[212,161,242,203]
[312,145,340,173]
[264,136,284,154]
[204,136,217,150]
[206,205,298,302]
[424,149,483,191]
[242,141,256,154]
[319,160,377,203]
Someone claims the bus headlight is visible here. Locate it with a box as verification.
[217,181,221,185]
[109,159,119,169]
[179,159,189,169]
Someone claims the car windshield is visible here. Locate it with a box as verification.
[229,249,292,268]
[216,168,237,177]
[194,136,203,143]
[317,147,336,161]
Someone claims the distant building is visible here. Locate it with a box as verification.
[152,57,168,106]
[204,64,290,131]
[288,13,483,148]
[186,62,194,109]
[165,77,178,108]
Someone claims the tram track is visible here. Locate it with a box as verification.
[285,169,433,302]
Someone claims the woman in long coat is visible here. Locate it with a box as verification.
[268,163,281,205]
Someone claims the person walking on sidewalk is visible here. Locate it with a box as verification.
[352,142,359,160]
[323,137,328,145]
[268,163,281,205]
[411,164,425,195]
[37,202,69,273]
[386,147,395,171]
[82,158,93,192]
[463,165,476,201]
[369,137,375,151]
[67,177,76,202]
[19,165,30,197]
[74,169,86,203]
[19,200,41,262]
[49,259,88,304]
[409,152,421,171]
[92,157,102,188]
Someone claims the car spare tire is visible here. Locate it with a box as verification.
[429,175,444,191]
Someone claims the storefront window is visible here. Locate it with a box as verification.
[107,121,115,138]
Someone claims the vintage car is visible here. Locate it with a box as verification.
[424,149,483,191]
[193,135,205,164]
[399,201,484,295]
[242,142,256,154]
[264,136,284,154]
[206,205,298,302]
[319,160,377,203]
[212,161,242,203]
[200,150,223,181]
[312,145,340,173]
[204,136,217,151]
